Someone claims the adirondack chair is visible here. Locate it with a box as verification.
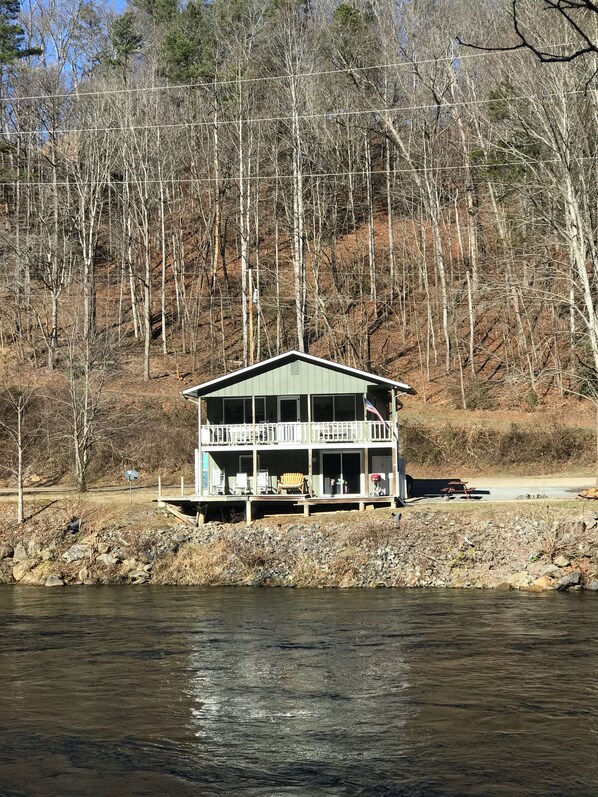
[277,472,305,494]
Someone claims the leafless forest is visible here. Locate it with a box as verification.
[1,0,598,494]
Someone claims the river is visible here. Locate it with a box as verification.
[0,587,597,796]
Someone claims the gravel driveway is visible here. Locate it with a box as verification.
[410,476,592,503]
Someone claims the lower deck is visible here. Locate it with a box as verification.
[158,492,401,525]
[197,448,404,501]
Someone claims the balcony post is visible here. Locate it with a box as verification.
[198,398,203,496]
[391,388,398,497]
[252,394,257,495]
[307,393,313,494]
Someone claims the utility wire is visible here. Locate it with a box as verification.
[3,86,594,137]
[0,42,576,104]
[0,155,594,188]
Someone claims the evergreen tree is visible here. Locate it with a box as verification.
[109,10,142,69]
[130,0,178,26]
[160,0,215,81]
[0,0,39,64]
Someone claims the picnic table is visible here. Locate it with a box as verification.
[441,480,476,499]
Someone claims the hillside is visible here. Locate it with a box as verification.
[0,0,597,489]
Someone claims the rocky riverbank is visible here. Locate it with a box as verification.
[1,501,598,591]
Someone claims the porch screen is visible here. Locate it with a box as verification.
[223,397,265,424]
[312,395,356,422]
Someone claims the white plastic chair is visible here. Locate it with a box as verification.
[256,470,269,494]
[233,472,249,494]
[210,469,225,495]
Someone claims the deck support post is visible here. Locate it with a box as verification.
[196,505,205,526]
[246,498,252,525]
[359,501,365,511]
[303,502,310,517]
[198,399,203,496]
[307,393,313,496]
[252,395,257,496]
[391,388,398,497]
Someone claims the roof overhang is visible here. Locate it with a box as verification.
[182,350,416,400]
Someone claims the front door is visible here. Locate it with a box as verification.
[278,396,300,442]
[321,451,362,496]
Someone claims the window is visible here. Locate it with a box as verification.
[313,395,333,422]
[239,454,259,474]
[335,395,355,421]
[312,395,356,422]
[223,397,265,424]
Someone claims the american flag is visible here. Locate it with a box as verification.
[364,395,387,425]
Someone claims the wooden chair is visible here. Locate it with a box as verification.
[277,472,305,494]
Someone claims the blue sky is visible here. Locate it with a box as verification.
[109,0,127,11]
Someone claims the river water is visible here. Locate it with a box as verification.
[1,587,597,797]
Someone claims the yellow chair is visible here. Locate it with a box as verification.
[277,473,305,494]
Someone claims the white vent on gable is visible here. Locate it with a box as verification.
[290,361,300,376]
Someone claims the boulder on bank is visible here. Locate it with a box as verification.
[507,571,533,589]
[554,555,571,568]
[97,553,120,567]
[529,575,556,591]
[557,571,582,591]
[12,559,37,581]
[0,543,13,560]
[12,543,28,563]
[62,544,91,564]
[539,564,561,578]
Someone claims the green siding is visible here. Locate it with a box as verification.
[204,360,380,398]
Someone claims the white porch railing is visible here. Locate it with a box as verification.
[201,420,391,447]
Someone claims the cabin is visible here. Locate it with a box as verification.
[173,351,415,523]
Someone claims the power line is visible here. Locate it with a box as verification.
[4,86,594,138]
[0,155,593,188]
[0,43,575,104]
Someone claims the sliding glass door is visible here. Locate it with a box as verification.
[321,452,362,496]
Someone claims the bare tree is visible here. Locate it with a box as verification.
[0,368,42,523]
[459,0,598,63]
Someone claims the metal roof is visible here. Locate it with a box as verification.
[182,350,416,399]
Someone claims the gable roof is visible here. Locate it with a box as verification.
[182,350,416,399]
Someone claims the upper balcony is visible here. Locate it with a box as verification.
[200,420,392,448]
